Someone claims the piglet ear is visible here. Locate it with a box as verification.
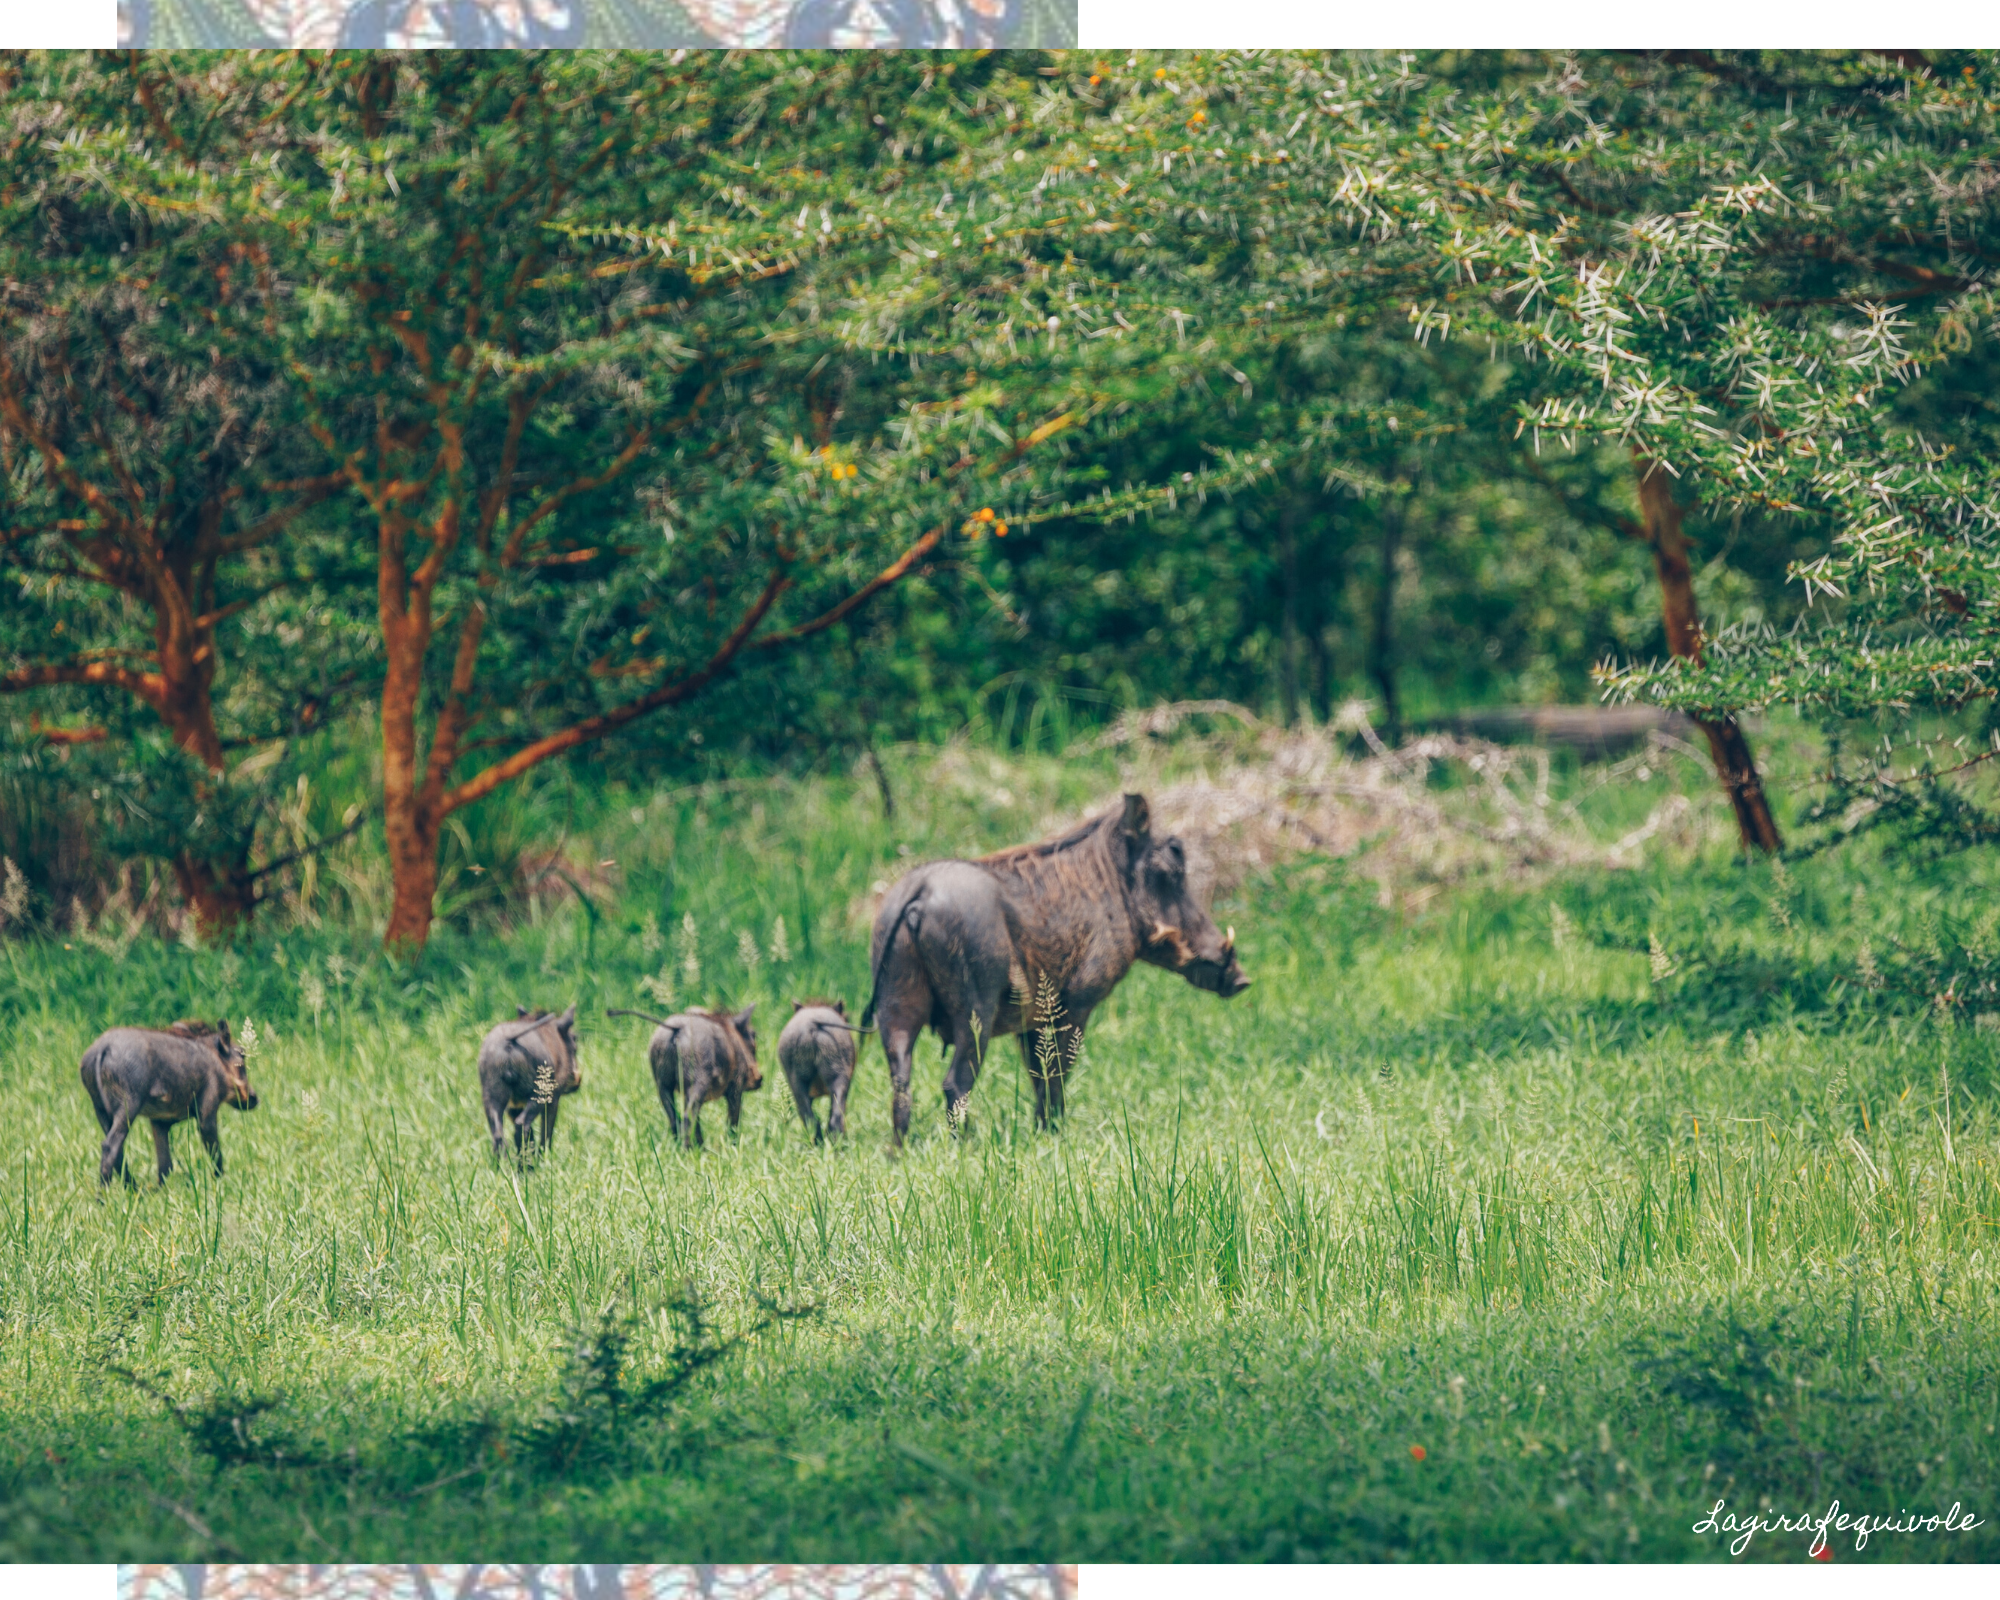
[792,999,805,1013]
[556,1003,577,1031]
[735,1002,757,1030]
[1120,793,1151,838]
[834,998,847,1016]
[215,1018,232,1047]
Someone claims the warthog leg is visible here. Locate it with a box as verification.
[878,1011,922,1146]
[197,1112,224,1176]
[513,1100,547,1159]
[1019,1012,1090,1131]
[941,999,999,1132]
[786,1069,822,1144]
[826,1073,850,1139]
[676,1064,711,1148]
[152,1120,176,1182]
[98,1105,134,1186]
[484,1096,510,1161]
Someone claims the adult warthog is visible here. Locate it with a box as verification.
[863,793,1250,1141]
[80,1019,259,1184]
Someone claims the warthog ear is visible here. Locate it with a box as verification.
[734,1002,757,1030]
[792,999,805,1013]
[834,998,847,1016]
[215,1018,232,1047]
[556,1003,577,1031]
[1120,793,1151,837]
[517,1003,532,1018]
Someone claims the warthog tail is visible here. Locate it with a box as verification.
[606,1007,679,1030]
[860,883,926,1031]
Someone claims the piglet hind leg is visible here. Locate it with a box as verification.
[655,1073,684,1144]
[484,1097,510,1161]
[94,1099,132,1187]
[787,1070,823,1144]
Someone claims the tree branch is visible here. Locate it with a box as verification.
[0,656,167,709]
[248,807,372,888]
[437,567,789,816]
[214,474,351,553]
[747,520,947,652]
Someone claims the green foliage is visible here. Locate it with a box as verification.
[10,49,2000,911]
[2,736,1998,1556]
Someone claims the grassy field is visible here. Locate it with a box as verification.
[3,725,1999,1560]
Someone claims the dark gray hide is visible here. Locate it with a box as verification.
[80,1019,259,1184]
[777,999,860,1143]
[648,1006,762,1147]
[477,1003,582,1159]
[864,793,1250,1141]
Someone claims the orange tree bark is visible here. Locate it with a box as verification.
[245,53,1119,956]
[1633,453,1784,853]
[0,351,344,934]
[368,503,944,952]
[0,54,365,936]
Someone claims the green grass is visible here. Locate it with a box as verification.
[3,729,2000,1560]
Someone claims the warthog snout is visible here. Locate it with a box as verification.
[1147,918,1251,997]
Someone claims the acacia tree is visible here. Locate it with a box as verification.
[0,53,368,933]
[91,52,1188,952]
[912,49,2000,851]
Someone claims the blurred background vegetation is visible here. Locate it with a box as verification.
[4,47,1998,947]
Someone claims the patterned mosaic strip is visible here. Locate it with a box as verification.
[116,0,1063,46]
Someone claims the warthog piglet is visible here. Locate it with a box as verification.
[777,998,863,1143]
[477,1003,582,1159]
[81,1018,259,1184]
[616,1005,761,1147]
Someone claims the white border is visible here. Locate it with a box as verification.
[1078,2,2000,47]
[5,1569,118,1600]
[1,11,116,46]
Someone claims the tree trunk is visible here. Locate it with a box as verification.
[380,604,442,951]
[171,849,256,940]
[865,744,896,821]
[1633,455,1783,853]
[382,781,443,953]
[1370,496,1404,740]
[1278,498,1303,726]
[155,595,259,935]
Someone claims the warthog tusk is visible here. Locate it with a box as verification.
[1224,925,1236,953]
